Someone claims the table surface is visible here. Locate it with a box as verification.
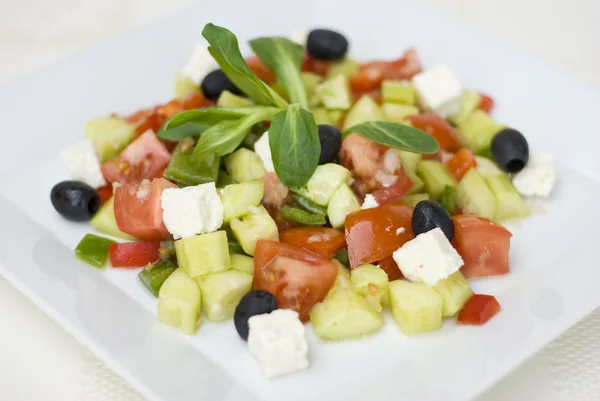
[1,1,599,400]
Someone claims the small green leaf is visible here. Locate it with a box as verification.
[249,37,308,109]
[193,107,279,160]
[343,121,440,154]
[269,105,320,189]
[157,122,208,141]
[202,24,288,108]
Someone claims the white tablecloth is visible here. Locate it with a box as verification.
[1,1,599,400]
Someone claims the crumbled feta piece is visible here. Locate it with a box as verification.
[512,151,556,197]
[248,309,309,378]
[396,227,406,235]
[412,65,462,118]
[383,149,401,174]
[289,30,308,46]
[374,170,398,187]
[393,228,463,286]
[181,44,219,84]
[135,179,151,200]
[362,194,379,209]
[160,182,224,239]
[60,140,106,188]
[254,131,275,173]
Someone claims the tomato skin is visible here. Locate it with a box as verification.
[96,185,113,207]
[406,113,461,152]
[478,93,494,113]
[349,48,421,94]
[301,53,331,76]
[457,294,501,325]
[246,55,276,84]
[445,148,477,181]
[345,203,414,268]
[280,227,346,259]
[371,167,414,205]
[340,134,388,184]
[452,215,512,279]
[378,256,404,281]
[109,241,161,268]
[253,240,338,321]
[114,178,177,241]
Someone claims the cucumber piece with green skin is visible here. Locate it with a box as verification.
[432,271,473,317]
[157,269,202,335]
[174,72,199,99]
[456,168,497,219]
[219,181,264,223]
[326,58,359,78]
[343,95,385,131]
[332,259,352,288]
[327,183,361,229]
[397,150,422,174]
[296,163,352,206]
[164,145,220,187]
[85,117,136,162]
[224,148,266,183]
[401,193,430,207]
[474,156,505,178]
[486,174,529,220]
[438,185,457,214]
[230,253,254,275]
[406,169,425,195]
[417,160,457,201]
[292,194,328,216]
[448,90,481,126]
[351,264,389,312]
[230,205,279,256]
[301,72,323,92]
[310,287,383,340]
[382,103,419,123]
[457,110,500,154]
[311,108,332,125]
[381,81,416,105]
[175,231,231,278]
[388,280,443,335]
[316,74,352,110]
[90,197,136,240]
[328,110,345,128]
[217,90,255,107]
[197,270,252,322]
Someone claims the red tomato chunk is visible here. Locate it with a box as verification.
[457,294,501,325]
[280,227,346,259]
[109,241,160,268]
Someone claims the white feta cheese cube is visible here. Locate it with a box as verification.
[60,140,106,188]
[512,150,555,197]
[160,182,224,239]
[254,131,275,173]
[181,44,219,84]
[412,65,462,118]
[393,228,463,286]
[248,309,309,379]
[362,194,379,209]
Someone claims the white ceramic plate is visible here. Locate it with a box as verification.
[1,1,599,400]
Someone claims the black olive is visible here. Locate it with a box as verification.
[50,181,100,222]
[306,29,348,61]
[490,128,529,173]
[234,290,278,340]
[201,69,243,101]
[317,124,342,164]
[411,200,454,241]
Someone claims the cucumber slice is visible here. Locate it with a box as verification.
[457,110,500,154]
[401,193,430,207]
[406,169,424,195]
[486,174,529,220]
[219,181,264,223]
[175,231,231,278]
[85,117,136,162]
[332,259,353,288]
[431,271,473,317]
[456,168,497,219]
[350,264,389,312]
[343,95,385,131]
[326,58,359,78]
[448,90,481,126]
[417,160,457,201]
[216,170,237,188]
[327,183,361,229]
[438,185,457,214]
[381,81,416,105]
[301,72,323,92]
[174,72,199,99]
[230,205,279,256]
[157,269,202,335]
[398,150,422,174]
[197,270,253,322]
[230,253,254,275]
[474,156,504,178]
[388,280,443,335]
[296,163,352,206]
[328,110,345,128]
[90,197,136,240]
[311,108,332,125]
[310,287,383,340]
[382,103,419,123]
[217,90,254,107]
[316,74,352,110]
[224,148,266,183]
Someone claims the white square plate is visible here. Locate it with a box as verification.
[1,1,599,400]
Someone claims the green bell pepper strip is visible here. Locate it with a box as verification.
[164,144,221,187]
[75,234,116,268]
[216,170,238,188]
[138,259,178,297]
[333,248,350,267]
[281,205,327,226]
[228,239,246,255]
[439,185,457,215]
[292,194,328,217]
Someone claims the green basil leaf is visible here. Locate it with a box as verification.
[249,37,308,109]
[202,24,288,108]
[269,105,320,190]
[343,121,440,154]
[157,122,209,141]
[193,107,279,160]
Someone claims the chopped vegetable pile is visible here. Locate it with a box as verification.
[51,23,556,379]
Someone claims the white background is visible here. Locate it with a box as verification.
[0,0,599,400]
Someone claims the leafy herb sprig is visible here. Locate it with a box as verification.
[159,23,439,188]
